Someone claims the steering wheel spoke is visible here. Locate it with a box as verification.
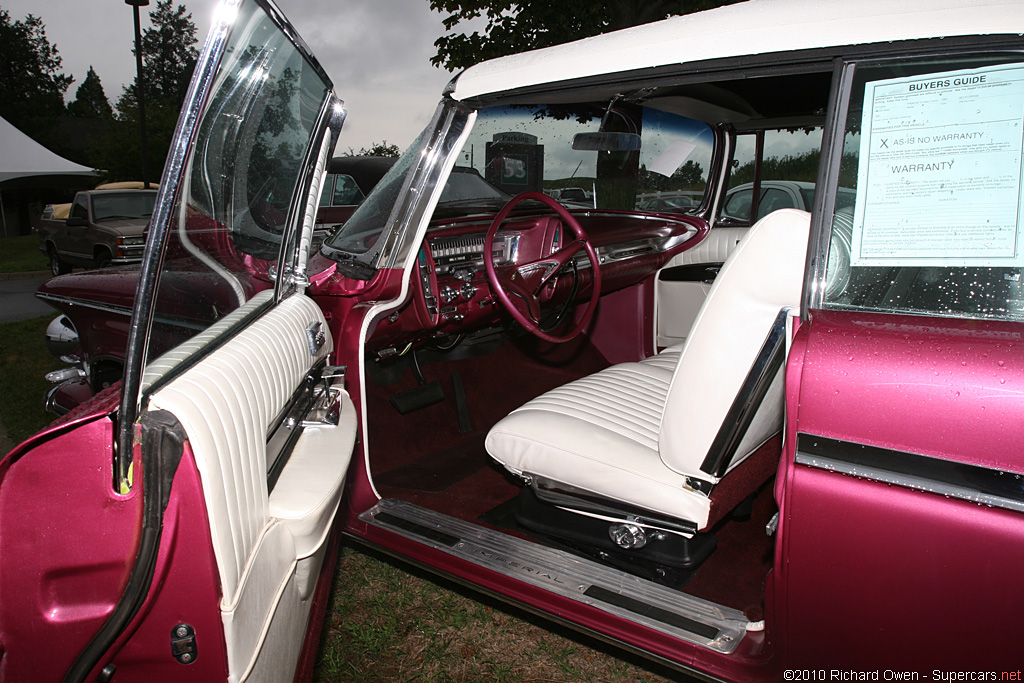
[484,192,602,343]
[498,268,543,322]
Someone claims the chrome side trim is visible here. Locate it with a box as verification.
[795,434,1024,514]
[36,292,134,318]
[360,499,749,653]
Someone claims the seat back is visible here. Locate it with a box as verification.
[659,208,811,478]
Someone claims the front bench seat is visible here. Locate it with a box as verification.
[485,208,811,533]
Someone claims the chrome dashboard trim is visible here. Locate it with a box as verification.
[429,232,520,274]
[795,433,1024,514]
[426,218,697,273]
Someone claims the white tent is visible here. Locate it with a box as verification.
[0,116,96,182]
[0,116,97,237]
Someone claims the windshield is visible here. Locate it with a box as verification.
[92,191,157,221]
[324,100,714,264]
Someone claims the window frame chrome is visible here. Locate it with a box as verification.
[115,0,340,493]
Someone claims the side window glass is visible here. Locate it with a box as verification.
[757,187,796,220]
[821,57,1024,320]
[139,0,332,392]
[719,128,823,225]
[319,174,335,207]
[332,174,364,206]
[723,188,752,221]
[71,197,88,220]
[636,107,715,214]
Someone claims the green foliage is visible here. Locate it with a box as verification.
[0,9,73,141]
[313,544,682,682]
[138,0,198,103]
[430,0,743,71]
[0,315,62,444]
[346,141,402,157]
[639,159,705,193]
[67,67,113,119]
[730,149,822,186]
[97,1,198,182]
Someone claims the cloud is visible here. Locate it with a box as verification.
[1,0,459,150]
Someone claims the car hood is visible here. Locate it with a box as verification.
[96,218,150,235]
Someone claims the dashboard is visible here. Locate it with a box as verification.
[368,209,707,353]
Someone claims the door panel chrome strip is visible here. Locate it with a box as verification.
[360,499,750,653]
[796,433,1024,514]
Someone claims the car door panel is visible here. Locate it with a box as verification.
[778,310,1024,668]
[656,227,745,347]
[0,418,137,680]
[147,293,355,682]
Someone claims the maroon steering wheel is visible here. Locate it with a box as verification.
[484,192,602,343]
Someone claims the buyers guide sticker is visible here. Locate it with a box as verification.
[852,63,1024,267]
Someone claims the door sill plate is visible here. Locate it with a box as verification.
[359,498,750,654]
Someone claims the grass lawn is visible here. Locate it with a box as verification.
[0,314,683,683]
[314,543,681,683]
[0,315,62,443]
[0,234,49,274]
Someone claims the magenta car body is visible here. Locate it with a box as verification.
[4,0,1024,681]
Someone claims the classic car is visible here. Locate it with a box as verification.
[36,160,395,413]
[314,155,396,229]
[4,0,1024,681]
[718,181,857,225]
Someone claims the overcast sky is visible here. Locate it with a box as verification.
[2,0,465,152]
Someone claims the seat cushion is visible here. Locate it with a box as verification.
[485,348,712,526]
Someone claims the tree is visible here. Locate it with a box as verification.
[431,0,743,71]
[138,0,198,103]
[349,141,402,157]
[0,9,73,140]
[68,67,113,119]
[98,1,198,181]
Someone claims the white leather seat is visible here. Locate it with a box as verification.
[486,209,811,531]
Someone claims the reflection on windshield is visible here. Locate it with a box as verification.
[324,102,714,267]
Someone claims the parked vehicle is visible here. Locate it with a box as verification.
[638,190,703,213]
[5,1,1024,681]
[315,155,397,229]
[37,188,157,274]
[36,162,506,414]
[719,180,857,224]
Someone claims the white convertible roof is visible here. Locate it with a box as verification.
[451,0,1024,101]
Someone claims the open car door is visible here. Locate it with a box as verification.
[0,2,355,680]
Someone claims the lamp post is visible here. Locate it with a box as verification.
[125,0,150,189]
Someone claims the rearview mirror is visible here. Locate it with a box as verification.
[571,132,641,152]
